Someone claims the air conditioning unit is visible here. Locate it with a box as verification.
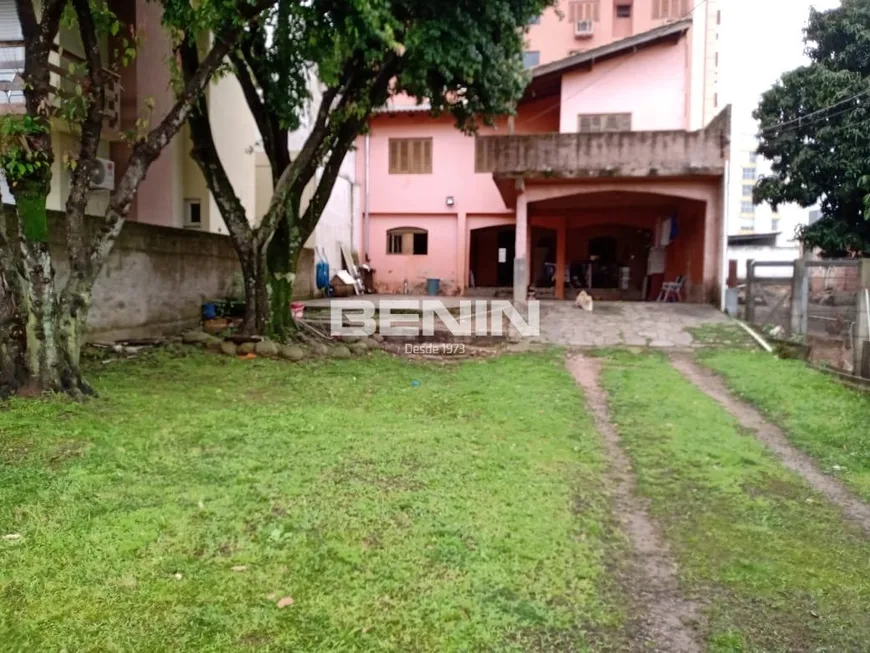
[574,20,594,37]
[90,157,115,191]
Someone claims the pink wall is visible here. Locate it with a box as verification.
[558,40,689,132]
[131,0,181,227]
[360,97,559,223]
[370,215,459,294]
[526,0,682,66]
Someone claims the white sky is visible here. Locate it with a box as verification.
[720,0,842,136]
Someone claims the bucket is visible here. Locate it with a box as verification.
[290,302,305,321]
[426,278,441,296]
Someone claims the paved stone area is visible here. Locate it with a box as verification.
[535,301,729,348]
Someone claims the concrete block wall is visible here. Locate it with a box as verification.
[5,211,241,342]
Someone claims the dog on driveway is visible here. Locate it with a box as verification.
[575,290,593,312]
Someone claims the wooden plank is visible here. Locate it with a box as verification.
[862,341,870,380]
[745,259,755,324]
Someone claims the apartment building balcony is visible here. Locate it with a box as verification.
[475,107,731,193]
[0,40,121,130]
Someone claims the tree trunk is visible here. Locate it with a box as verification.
[266,193,305,340]
[3,182,93,398]
[16,242,92,396]
[237,245,270,336]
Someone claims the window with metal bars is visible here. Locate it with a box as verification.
[387,228,428,255]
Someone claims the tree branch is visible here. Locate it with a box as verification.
[16,0,65,116]
[179,40,254,253]
[300,117,363,234]
[230,47,288,179]
[68,0,276,294]
[12,0,38,42]
[255,53,370,243]
[64,0,107,282]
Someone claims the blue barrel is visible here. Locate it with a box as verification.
[426,278,440,296]
[315,260,330,290]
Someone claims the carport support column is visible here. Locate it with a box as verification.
[514,190,529,305]
[456,211,467,294]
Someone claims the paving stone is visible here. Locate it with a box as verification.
[535,301,727,348]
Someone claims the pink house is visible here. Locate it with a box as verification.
[355,1,728,304]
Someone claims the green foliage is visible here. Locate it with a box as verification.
[0,116,51,242]
[0,116,49,184]
[166,0,552,136]
[754,0,870,256]
[0,351,625,650]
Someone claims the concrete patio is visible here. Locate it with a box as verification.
[534,301,729,348]
[303,295,729,348]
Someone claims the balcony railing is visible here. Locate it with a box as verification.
[0,40,121,129]
[476,108,731,180]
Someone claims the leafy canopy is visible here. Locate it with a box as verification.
[753,0,870,257]
[166,0,550,135]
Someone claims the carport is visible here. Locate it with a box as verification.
[474,107,731,306]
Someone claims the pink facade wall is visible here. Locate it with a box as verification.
[526,0,683,66]
[359,99,558,292]
[558,41,689,132]
[361,97,559,221]
[370,215,459,294]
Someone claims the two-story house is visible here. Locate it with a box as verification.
[355,0,729,304]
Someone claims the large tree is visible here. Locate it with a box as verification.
[0,0,274,398]
[754,0,870,257]
[180,0,552,338]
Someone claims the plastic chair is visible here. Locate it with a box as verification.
[657,275,685,302]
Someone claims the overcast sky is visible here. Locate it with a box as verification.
[721,0,842,135]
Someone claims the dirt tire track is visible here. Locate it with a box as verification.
[567,355,702,653]
[670,353,870,536]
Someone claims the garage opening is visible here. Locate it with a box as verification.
[527,190,708,302]
[469,225,515,293]
[530,225,653,300]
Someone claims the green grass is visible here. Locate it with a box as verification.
[699,349,870,503]
[599,351,870,653]
[0,350,625,652]
[687,322,758,349]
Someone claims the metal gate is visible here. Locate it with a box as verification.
[745,261,795,337]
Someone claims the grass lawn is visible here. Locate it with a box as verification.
[0,350,625,652]
[599,351,870,652]
[686,323,758,350]
[699,349,870,503]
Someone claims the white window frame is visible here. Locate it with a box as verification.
[184,198,202,229]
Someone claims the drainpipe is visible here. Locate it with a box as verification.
[719,144,731,312]
[363,133,371,261]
